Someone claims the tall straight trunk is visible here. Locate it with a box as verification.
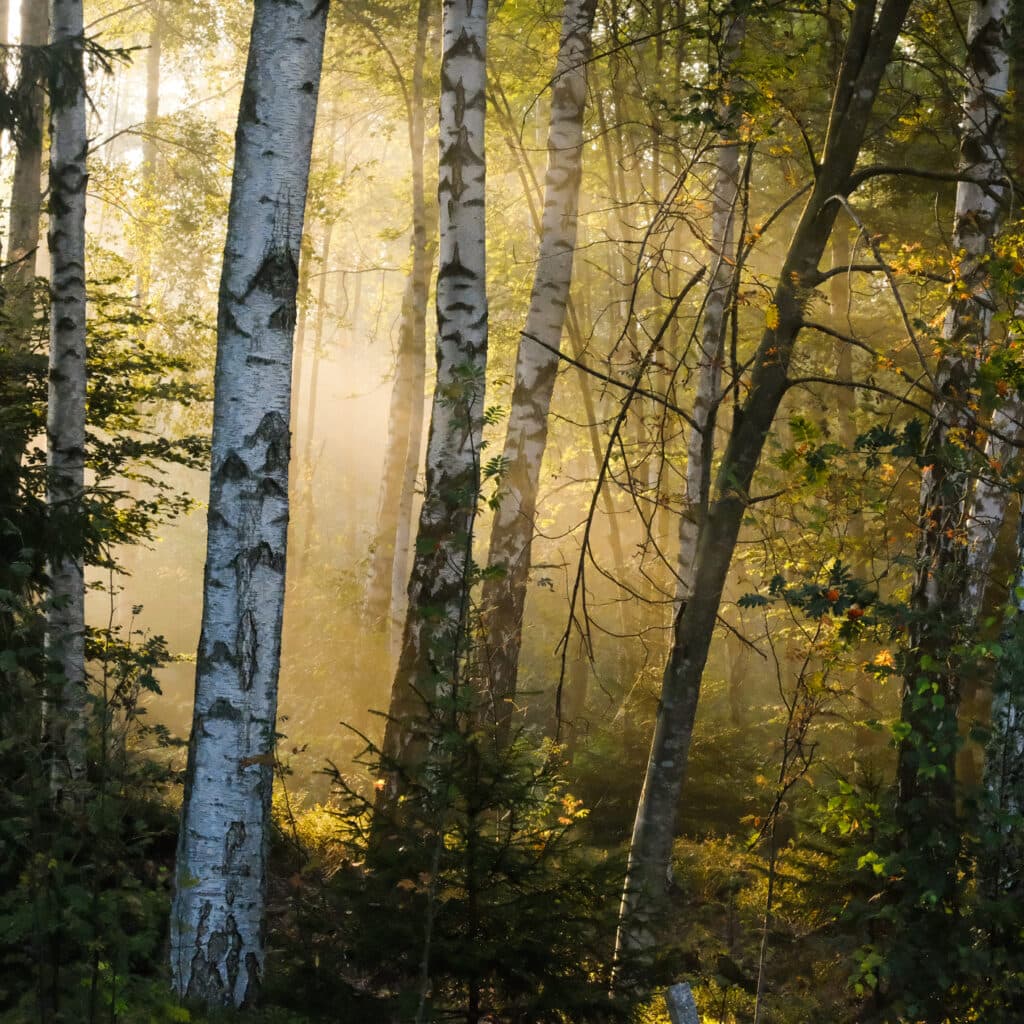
[479,0,597,747]
[983,508,1024,895]
[169,0,327,1007]
[675,13,744,603]
[0,0,48,499]
[6,0,47,326]
[135,0,162,301]
[376,0,487,815]
[45,0,89,803]
[143,1,162,173]
[614,0,913,976]
[895,0,1008,850]
[365,0,432,644]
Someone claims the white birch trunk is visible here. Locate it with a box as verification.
[45,0,88,803]
[479,0,597,747]
[169,0,327,1007]
[675,13,744,603]
[983,509,1024,894]
[377,0,487,813]
[899,0,1008,805]
[961,397,1024,619]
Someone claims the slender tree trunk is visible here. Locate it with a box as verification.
[376,0,487,817]
[45,0,89,804]
[169,0,327,1007]
[365,0,432,647]
[135,0,162,301]
[613,0,913,978]
[675,13,744,603]
[478,0,597,748]
[895,0,1008,885]
[983,508,1024,895]
[0,0,48,500]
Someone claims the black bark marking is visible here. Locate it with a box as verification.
[438,243,475,280]
[248,245,299,301]
[206,696,242,720]
[216,451,250,484]
[269,302,296,331]
[446,26,483,62]
[237,609,258,691]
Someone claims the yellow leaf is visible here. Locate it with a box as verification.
[765,303,780,330]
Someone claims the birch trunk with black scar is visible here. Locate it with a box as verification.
[169,0,326,1007]
[376,0,487,819]
[897,0,1008,820]
[46,0,89,804]
[479,0,596,749]
[676,13,744,605]
[366,0,432,646]
[0,0,48,499]
[613,0,913,980]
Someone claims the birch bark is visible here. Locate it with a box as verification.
[169,0,327,1007]
[377,0,487,815]
[45,0,89,802]
[897,0,1009,813]
[613,0,913,978]
[675,13,744,603]
[479,0,597,748]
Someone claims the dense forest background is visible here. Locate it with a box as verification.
[2,0,1024,1021]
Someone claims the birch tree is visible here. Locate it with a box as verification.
[377,0,487,815]
[893,0,1009,930]
[45,0,89,801]
[675,11,745,603]
[169,0,327,1006]
[479,0,596,748]
[613,0,913,976]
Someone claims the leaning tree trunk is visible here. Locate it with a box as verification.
[613,0,913,979]
[364,0,432,650]
[376,0,487,818]
[45,0,89,804]
[675,12,744,603]
[169,0,327,1008]
[479,0,597,749]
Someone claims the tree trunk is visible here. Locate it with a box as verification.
[675,13,744,603]
[169,0,327,1007]
[613,0,913,978]
[895,0,1009,895]
[376,0,487,817]
[0,0,48,500]
[479,0,597,748]
[365,0,432,649]
[45,0,89,804]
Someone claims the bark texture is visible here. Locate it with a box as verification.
[377,0,487,815]
[614,0,913,976]
[897,0,1008,816]
[675,13,744,603]
[479,0,597,747]
[45,0,89,802]
[169,0,327,1007]
[0,0,48,500]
